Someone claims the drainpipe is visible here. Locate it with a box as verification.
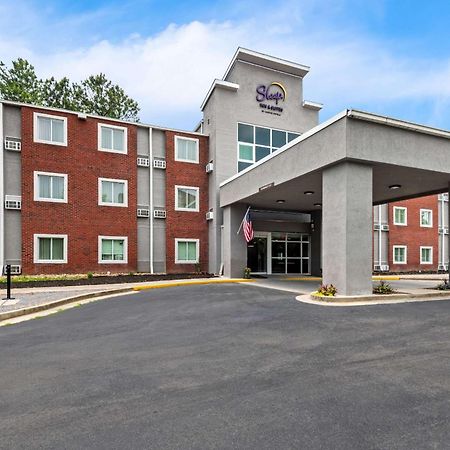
[149,127,154,274]
[378,205,382,268]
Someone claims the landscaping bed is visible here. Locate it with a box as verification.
[0,273,214,289]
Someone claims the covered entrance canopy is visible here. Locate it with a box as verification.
[220,109,450,295]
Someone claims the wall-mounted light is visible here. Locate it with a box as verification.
[389,184,402,190]
[304,191,314,195]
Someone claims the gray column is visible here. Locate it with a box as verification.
[222,204,248,278]
[322,162,373,295]
[448,184,450,281]
[310,211,322,276]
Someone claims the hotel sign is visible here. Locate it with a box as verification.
[256,82,286,116]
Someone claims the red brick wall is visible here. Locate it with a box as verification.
[165,131,209,273]
[388,195,438,272]
[21,107,137,274]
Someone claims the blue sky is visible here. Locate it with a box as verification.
[1,0,450,130]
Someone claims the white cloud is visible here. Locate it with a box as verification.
[1,1,450,129]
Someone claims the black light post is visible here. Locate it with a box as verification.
[2,264,14,300]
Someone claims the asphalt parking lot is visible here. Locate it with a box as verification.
[1,284,449,449]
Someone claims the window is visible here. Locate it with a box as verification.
[34,171,68,203]
[33,113,67,146]
[237,123,300,172]
[98,124,127,154]
[420,246,433,264]
[98,236,128,263]
[175,136,199,163]
[175,239,199,264]
[393,245,407,264]
[34,234,67,263]
[420,209,433,227]
[393,207,407,226]
[175,186,199,211]
[98,178,128,207]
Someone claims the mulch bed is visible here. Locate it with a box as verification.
[1,273,214,289]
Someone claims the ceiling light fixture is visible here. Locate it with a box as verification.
[314,203,322,207]
[276,199,285,204]
[388,184,402,190]
[304,191,314,195]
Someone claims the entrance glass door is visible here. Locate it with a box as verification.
[271,232,310,274]
[247,236,267,273]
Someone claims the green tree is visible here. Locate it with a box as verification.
[0,58,140,121]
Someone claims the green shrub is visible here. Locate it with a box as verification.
[243,267,251,279]
[87,272,94,279]
[317,284,337,296]
[373,281,395,294]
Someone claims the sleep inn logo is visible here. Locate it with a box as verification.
[256,82,286,115]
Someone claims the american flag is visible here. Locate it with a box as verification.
[243,208,254,242]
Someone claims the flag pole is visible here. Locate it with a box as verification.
[236,206,251,235]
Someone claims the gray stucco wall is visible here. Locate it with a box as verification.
[3,105,22,265]
[204,60,321,273]
[136,127,166,273]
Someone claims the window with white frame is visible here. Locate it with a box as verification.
[33,113,67,146]
[98,178,128,207]
[393,206,407,226]
[175,136,199,163]
[98,236,128,263]
[175,239,199,264]
[34,171,68,203]
[34,234,67,263]
[175,186,199,211]
[420,246,433,264]
[237,123,300,172]
[98,124,127,154]
[420,209,433,227]
[393,245,407,264]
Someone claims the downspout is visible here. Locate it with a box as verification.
[149,127,154,274]
[0,103,4,272]
[378,205,382,267]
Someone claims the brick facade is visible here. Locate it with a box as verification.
[388,195,438,272]
[21,107,138,274]
[165,131,209,273]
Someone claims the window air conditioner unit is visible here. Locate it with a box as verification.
[439,227,444,234]
[205,162,214,173]
[438,264,446,271]
[206,210,214,221]
[153,159,166,169]
[137,157,150,167]
[380,264,389,272]
[153,209,166,219]
[4,138,21,151]
[137,208,150,218]
[445,228,449,235]
[4,195,21,210]
[374,224,381,230]
[374,265,381,271]
[438,193,449,201]
[3,265,21,275]
[381,224,389,231]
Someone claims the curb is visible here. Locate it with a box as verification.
[0,287,133,322]
[303,290,450,306]
[133,278,256,291]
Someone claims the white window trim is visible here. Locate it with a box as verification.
[420,246,433,264]
[175,185,200,212]
[175,238,199,264]
[98,123,128,154]
[33,234,68,264]
[420,209,433,228]
[98,236,128,264]
[393,206,407,226]
[174,135,199,164]
[33,171,68,203]
[393,245,407,264]
[98,177,128,207]
[33,112,68,146]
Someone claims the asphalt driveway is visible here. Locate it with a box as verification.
[1,284,449,449]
